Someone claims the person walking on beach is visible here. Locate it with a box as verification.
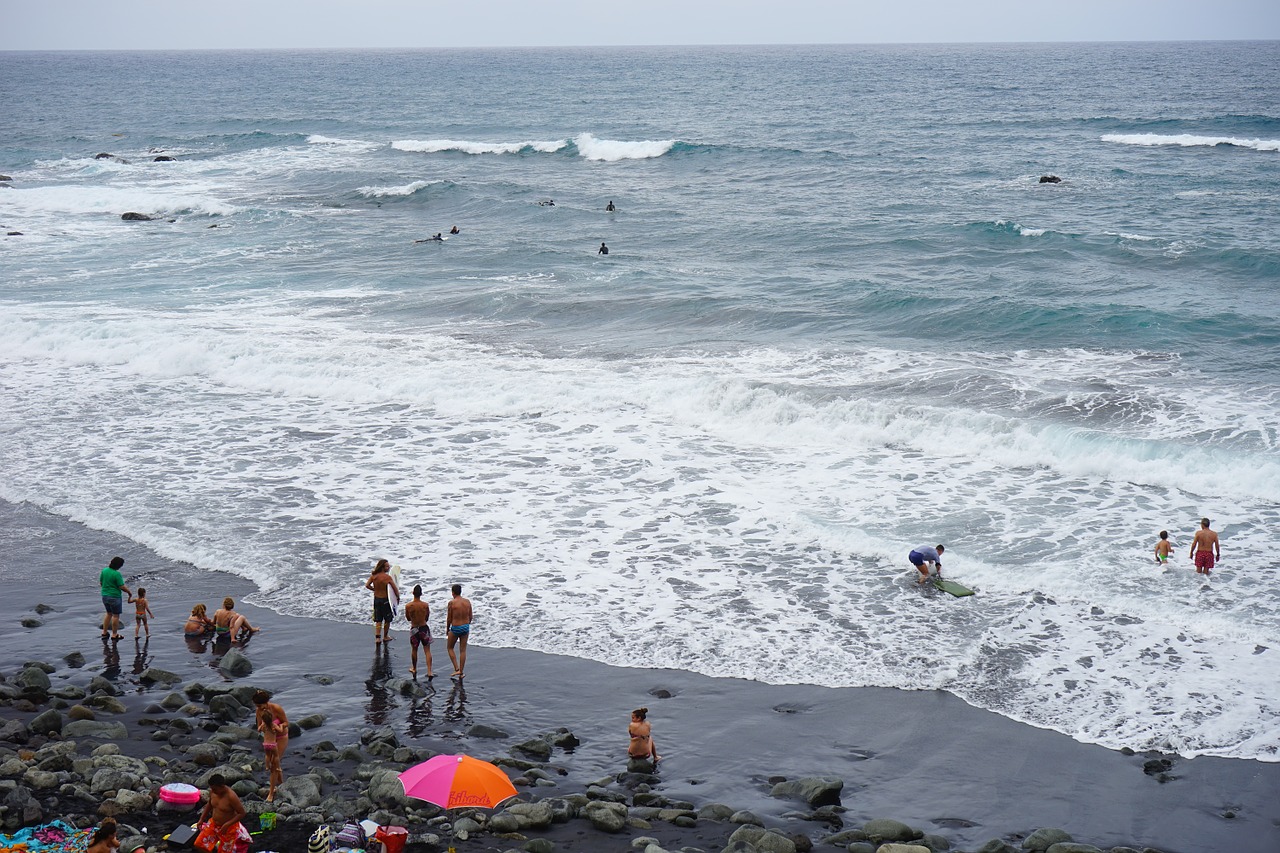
[253,690,289,799]
[1190,518,1220,574]
[628,707,661,764]
[446,583,472,679]
[197,773,248,853]
[366,559,399,644]
[1154,530,1174,565]
[99,556,131,640]
[908,544,945,584]
[405,584,433,679]
[132,587,155,637]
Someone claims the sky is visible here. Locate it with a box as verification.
[4,0,1278,50]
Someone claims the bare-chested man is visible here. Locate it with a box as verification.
[198,773,247,851]
[365,559,400,644]
[446,583,473,679]
[405,584,433,679]
[1190,517,1220,575]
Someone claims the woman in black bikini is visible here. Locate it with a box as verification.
[628,707,660,763]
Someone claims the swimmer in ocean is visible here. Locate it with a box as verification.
[598,242,609,255]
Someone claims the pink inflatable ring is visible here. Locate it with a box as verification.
[159,783,201,805]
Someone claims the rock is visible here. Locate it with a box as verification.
[88,676,117,696]
[67,705,95,721]
[0,175,11,181]
[551,729,580,750]
[367,769,417,808]
[5,231,21,237]
[295,713,327,730]
[139,667,182,685]
[153,156,176,162]
[770,777,843,807]
[16,666,51,693]
[1039,175,1062,183]
[822,830,868,846]
[218,650,253,677]
[120,212,153,222]
[467,724,510,739]
[453,816,482,838]
[847,844,876,853]
[524,839,555,853]
[0,720,32,744]
[20,617,43,628]
[730,809,764,826]
[1043,846,1102,853]
[95,153,114,159]
[88,696,128,714]
[30,709,63,735]
[920,833,951,851]
[64,651,85,667]
[0,757,27,776]
[277,774,324,808]
[1024,829,1073,850]
[113,789,154,811]
[90,768,140,794]
[208,694,247,722]
[864,819,920,843]
[4,785,42,825]
[22,769,59,790]
[977,841,1019,853]
[727,825,797,853]
[514,738,552,760]
[506,801,555,829]
[697,802,734,821]
[488,813,521,833]
[877,846,929,853]
[582,800,628,832]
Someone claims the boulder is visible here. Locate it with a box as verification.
[16,666,51,692]
[1043,846,1102,853]
[367,768,417,808]
[0,720,32,744]
[864,819,920,843]
[217,650,253,677]
[467,724,510,739]
[90,768,141,794]
[295,713,327,730]
[877,846,930,853]
[3,785,42,826]
[977,841,1019,853]
[487,813,521,833]
[920,833,951,851]
[726,825,797,853]
[208,694,246,722]
[22,769,60,790]
[1039,175,1062,183]
[113,789,154,811]
[153,156,176,162]
[67,705,95,721]
[120,212,153,222]
[139,667,182,685]
[277,774,323,808]
[0,175,11,182]
[1024,829,1073,850]
[506,801,555,829]
[64,651,85,667]
[730,809,764,826]
[582,800,628,832]
[770,777,843,807]
[514,738,552,760]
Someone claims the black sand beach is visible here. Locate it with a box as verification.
[1,499,1277,852]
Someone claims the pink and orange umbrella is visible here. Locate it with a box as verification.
[397,754,518,811]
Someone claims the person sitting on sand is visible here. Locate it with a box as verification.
[1154,530,1173,564]
[212,596,258,640]
[183,603,215,638]
[405,583,433,679]
[908,544,945,584]
[86,818,120,853]
[628,707,661,763]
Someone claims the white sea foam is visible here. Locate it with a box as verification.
[573,132,675,161]
[356,179,440,198]
[1102,133,1280,152]
[392,138,568,155]
[1,304,1278,761]
[1,184,239,218]
[1019,226,1046,237]
[306,134,383,152]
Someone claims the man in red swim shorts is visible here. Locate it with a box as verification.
[1190,517,1220,574]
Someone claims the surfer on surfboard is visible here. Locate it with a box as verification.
[908,544,945,584]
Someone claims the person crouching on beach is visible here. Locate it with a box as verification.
[365,559,399,644]
[908,544,945,584]
[213,597,258,641]
[405,583,433,678]
[628,707,661,764]
[86,817,119,853]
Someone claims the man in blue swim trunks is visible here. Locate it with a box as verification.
[908,544,945,584]
[446,583,473,679]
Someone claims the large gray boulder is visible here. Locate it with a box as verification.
[769,776,843,807]
[877,846,930,853]
[22,769,59,790]
[582,800,628,832]
[3,786,42,827]
[277,774,323,808]
[725,825,797,853]
[0,720,31,744]
[139,667,182,685]
[977,841,1019,853]
[218,650,253,677]
[1024,829,1073,851]
[30,709,63,735]
[367,768,417,808]
[16,666,51,693]
[63,720,128,740]
[506,801,555,828]
[864,819,921,843]
[1043,845,1102,853]
[90,768,142,794]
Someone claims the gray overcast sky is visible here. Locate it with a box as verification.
[4,0,1278,50]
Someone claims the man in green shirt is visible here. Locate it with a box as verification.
[99,556,132,639]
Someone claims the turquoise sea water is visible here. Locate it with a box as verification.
[2,42,1278,761]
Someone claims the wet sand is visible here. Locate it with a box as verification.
[1,499,1276,852]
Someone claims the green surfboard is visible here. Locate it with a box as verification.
[935,578,974,597]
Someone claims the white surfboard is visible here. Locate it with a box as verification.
[388,564,403,614]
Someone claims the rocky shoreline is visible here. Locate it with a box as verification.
[3,647,1171,853]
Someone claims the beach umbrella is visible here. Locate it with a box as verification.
[397,754,518,810]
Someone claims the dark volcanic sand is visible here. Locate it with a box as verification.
[1,499,1276,852]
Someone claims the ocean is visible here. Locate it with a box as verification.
[2,41,1278,764]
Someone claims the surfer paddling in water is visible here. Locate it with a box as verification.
[908,544,945,584]
[365,559,400,644]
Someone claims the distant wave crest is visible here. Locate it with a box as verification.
[572,132,675,161]
[392,138,567,155]
[1102,133,1280,152]
[356,179,440,198]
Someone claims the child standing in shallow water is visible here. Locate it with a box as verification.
[1154,531,1173,565]
[132,587,155,637]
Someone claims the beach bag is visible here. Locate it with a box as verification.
[334,820,367,848]
[306,824,331,853]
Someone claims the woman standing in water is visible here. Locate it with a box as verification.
[628,707,661,763]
